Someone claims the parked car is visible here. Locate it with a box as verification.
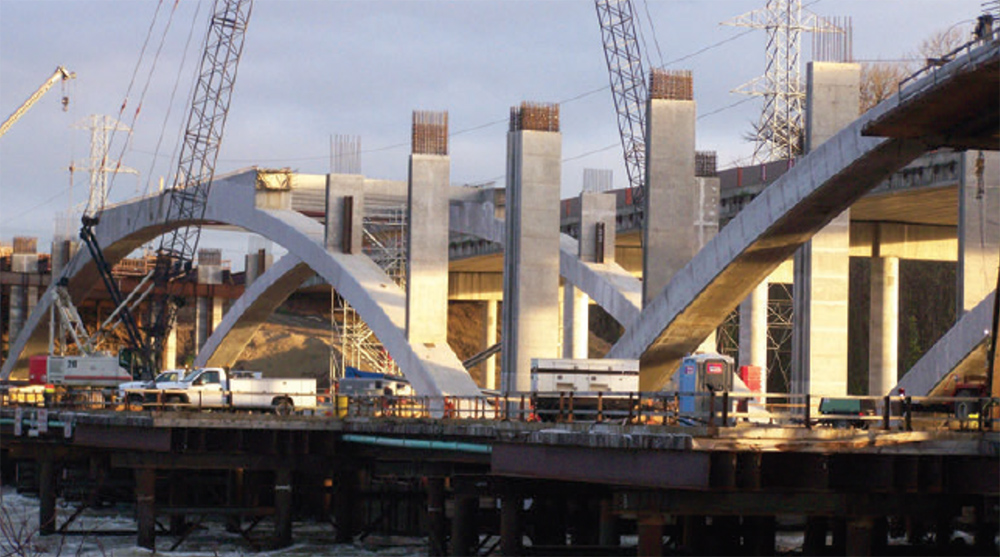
[818,397,877,429]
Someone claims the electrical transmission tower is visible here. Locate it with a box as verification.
[724,0,842,163]
[72,115,138,218]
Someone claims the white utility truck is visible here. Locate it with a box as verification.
[125,367,317,414]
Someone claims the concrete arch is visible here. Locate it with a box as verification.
[1,169,480,397]
[449,201,643,327]
[193,253,313,369]
[893,291,995,397]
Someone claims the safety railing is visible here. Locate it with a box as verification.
[898,25,1000,102]
[2,387,997,432]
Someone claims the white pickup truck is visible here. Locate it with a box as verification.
[124,367,317,414]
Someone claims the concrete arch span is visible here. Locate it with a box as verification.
[1,169,481,397]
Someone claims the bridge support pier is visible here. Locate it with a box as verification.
[135,467,156,550]
[38,457,56,536]
[869,255,899,395]
[450,492,479,556]
[501,103,562,393]
[739,281,768,389]
[499,484,523,556]
[427,476,447,556]
[334,466,358,543]
[562,284,589,359]
[481,301,498,389]
[273,467,293,548]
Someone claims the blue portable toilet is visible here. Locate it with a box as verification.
[677,353,735,417]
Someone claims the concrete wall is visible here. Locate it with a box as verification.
[501,130,562,393]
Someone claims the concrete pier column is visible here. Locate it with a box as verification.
[427,477,447,556]
[135,468,156,550]
[869,255,899,395]
[739,281,768,389]
[637,515,665,557]
[38,458,56,535]
[500,485,524,556]
[273,467,293,548]
[244,243,273,287]
[791,61,860,399]
[501,102,562,393]
[562,284,589,359]
[195,249,223,355]
[481,300,498,390]
[211,296,223,337]
[407,111,451,345]
[450,493,479,556]
[958,150,1000,313]
[325,174,365,255]
[642,70,696,306]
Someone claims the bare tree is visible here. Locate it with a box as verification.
[860,62,912,112]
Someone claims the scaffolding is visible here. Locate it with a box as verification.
[331,194,408,379]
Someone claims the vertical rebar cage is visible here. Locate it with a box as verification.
[649,69,694,101]
[411,111,448,156]
[509,102,560,133]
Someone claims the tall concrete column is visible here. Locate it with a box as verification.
[481,300,498,390]
[562,284,589,359]
[642,70,696,306]
[869,255,899,395]
[407,111,450,345]
[325,174,365,255]
[211,296,224,338]
[791,61,860,397]
[195,249,223,355]
[739,281,769,389]
[164,327,177,370]
[957,150,1000,313]
[245,244,273,287]
[501,102,562,393]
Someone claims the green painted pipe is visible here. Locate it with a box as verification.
[342,434,491,454]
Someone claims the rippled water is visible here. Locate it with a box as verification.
[1,486,423,557]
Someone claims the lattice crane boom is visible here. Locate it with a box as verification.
[80,0,253,378]
[595,0,648,205]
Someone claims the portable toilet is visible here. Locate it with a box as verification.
[677,353,735,417]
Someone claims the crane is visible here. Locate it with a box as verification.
[79,0,253,379]
[594,0,648,207]
[0,66,75,139]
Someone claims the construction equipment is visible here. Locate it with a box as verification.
[594,0,648,206]
[0,66,75,139]
[79,0,253,379]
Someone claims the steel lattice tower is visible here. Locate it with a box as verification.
[724,0,840,163]
[595,0,647,205]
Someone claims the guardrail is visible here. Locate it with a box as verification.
[2,387,996,432]
[898,26,999,102]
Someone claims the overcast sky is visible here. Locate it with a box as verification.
[0,0,984,265]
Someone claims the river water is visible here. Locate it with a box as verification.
[1,486,423,557]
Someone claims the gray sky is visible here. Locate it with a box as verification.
[0,0,983,265]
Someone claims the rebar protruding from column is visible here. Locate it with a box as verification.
[812,16,853,63]
[13,236,37,255]
[509,102,559,132]
[696,151,718,177]
[649,69,693,101]
[332,134,362,175]
[412,110,448,155]
[583,168,614,193]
